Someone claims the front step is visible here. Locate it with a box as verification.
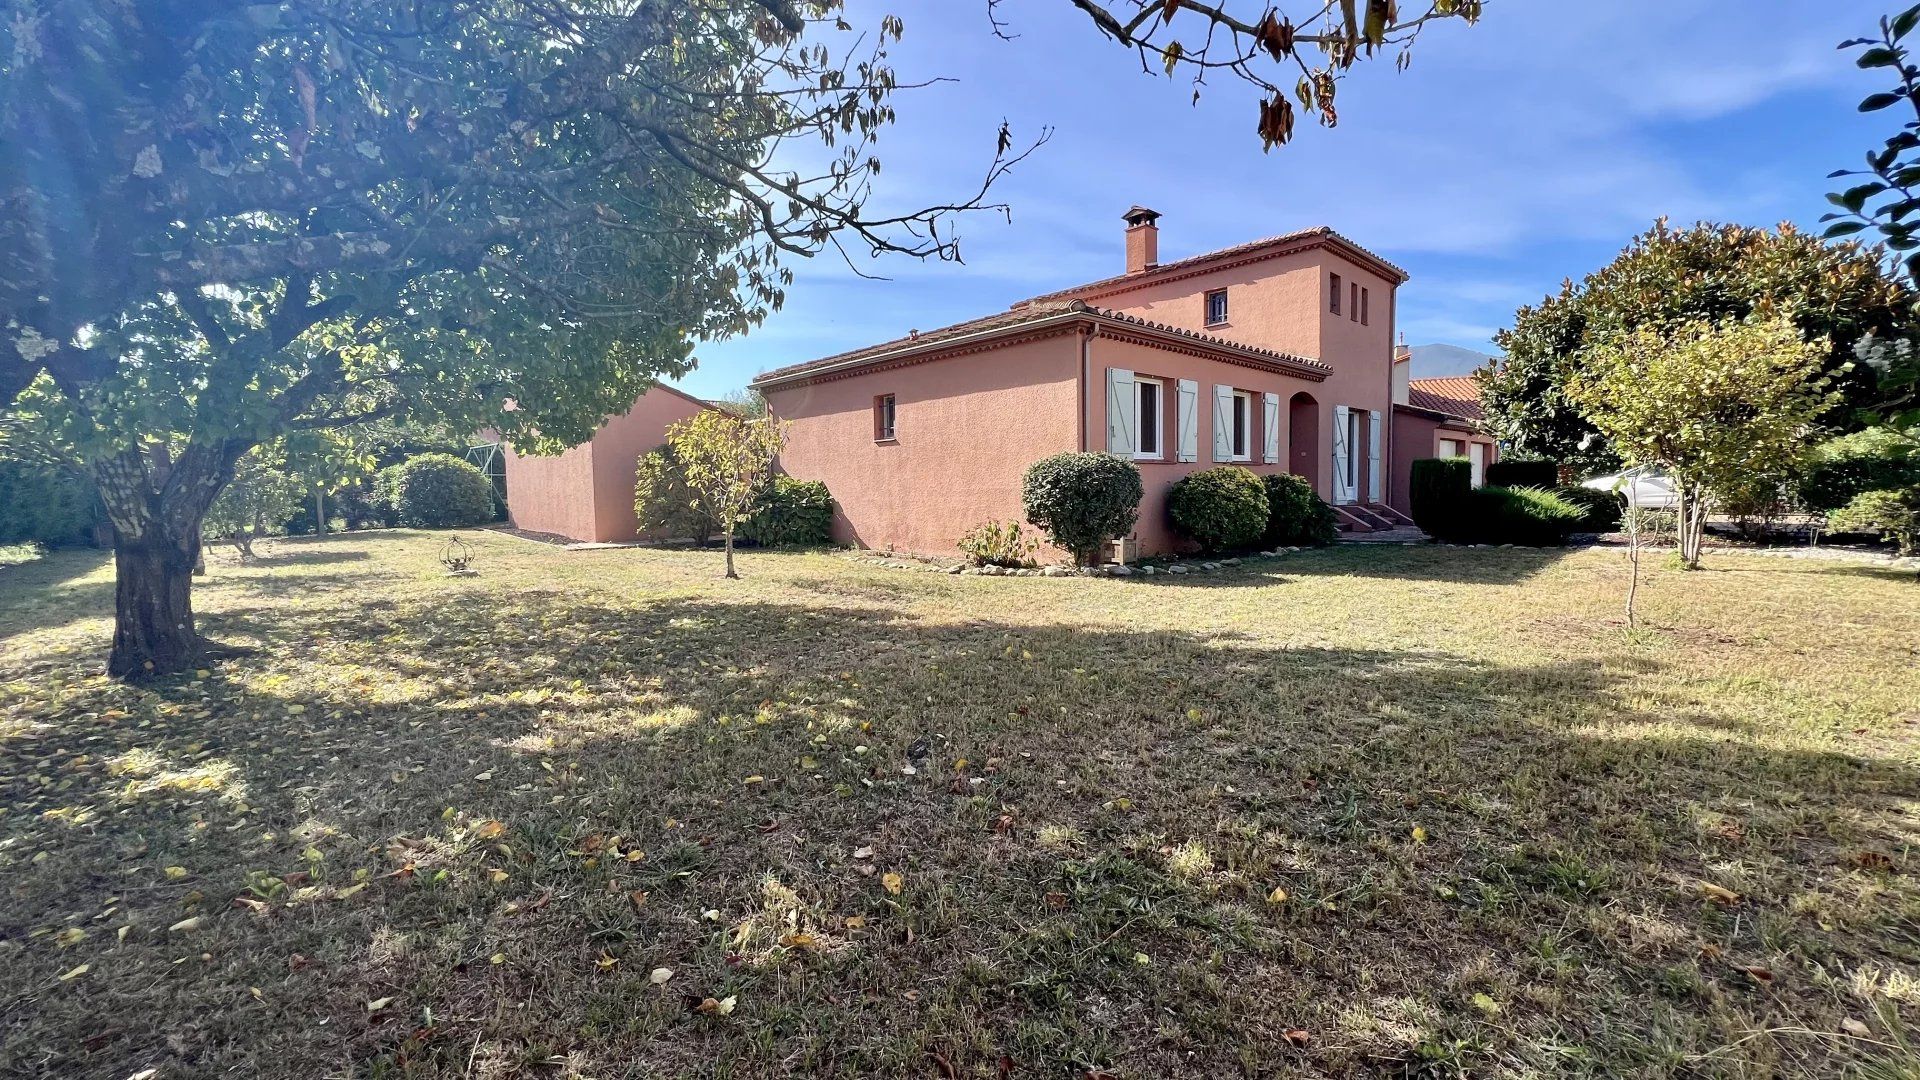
[1364,502,1415,527]
[1334,505,1389,533]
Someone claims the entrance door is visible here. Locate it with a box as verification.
[1468,443,1487,488]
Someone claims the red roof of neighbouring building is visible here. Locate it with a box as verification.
[1406,377,1484,422]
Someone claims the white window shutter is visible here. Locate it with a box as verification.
[1263,393,1280,464]
[1212,384,1234,462]
[1176,380,1199,463]
[1367,409,1383,504]
[1106,368,1135,456]
[1332,405,1351,503]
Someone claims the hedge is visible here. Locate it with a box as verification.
[1554,485,1623,531]
[1261,473,1337,547]
[0,459,97,546]
[377,453,496,528]
[1022,453,1143,566]
[1409,458,1471,538]
[1485,459,1557,489]
[741,476,833,547]
[1797,428,1920,513]
[1167,466,1269,552]
[1430,484,1585,546]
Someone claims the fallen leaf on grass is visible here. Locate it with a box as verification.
[1283,1028,1310,1047]
[168,917,203,934]
[1699,882,1741,906]
[55,927,86,948]
[852,846,874,860]
[1855,851,1897,873]
[1411,825,1429,844]
[649,967,673,985]
[57,964,88,982]
[366,997,393,1012]
[693,995,737,1016]
[1843,1017,1872,1038]
[1470,992,1500,1015]
[780,932,820,952]
[1266,886,1288,904]
[844,916,867,930]
[1743,966,1774,985]
[163,866,189,880]
[881,872,903,895]
[471,820,506,840]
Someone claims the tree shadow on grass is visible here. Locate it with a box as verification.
[2,589,1914,1079]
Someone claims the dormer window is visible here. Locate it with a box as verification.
[1204,289,1228,326]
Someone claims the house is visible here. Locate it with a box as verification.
[498,383,714,543]
[751,208,1422,559]
[1388,354,1500,507]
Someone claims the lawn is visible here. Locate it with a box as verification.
[2,533,1918,1079]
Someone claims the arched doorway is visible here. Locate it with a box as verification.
[1288,392,1320,488]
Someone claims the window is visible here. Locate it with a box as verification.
[874,394,896,441]
[1134,377,1163,459]
[1439,438,1465,459]
[1230,390,1253,461]
[1360,287,1370,326]
[1350,282,1360,322]
[1204,288,1229,326]
[1329,273,1342,315]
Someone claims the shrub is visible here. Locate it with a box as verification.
[1828,487,1920,554]
[634,444,714,543]
[1797,427,1920,512]
[1485,459,1558,489]
[740,475,833,547]
[1431,485,1585,546]
[377,453,495,528]
[1260,473,1337,547]
[1554,485,1623,532]
[1167,466,1269,552]
[0,458,96,546]
[1409,458,1472,538]
[956,520,1039,567]
[1022,453,1143,566]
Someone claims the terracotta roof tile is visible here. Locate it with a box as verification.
[1406,376,1484,422]
[1014,226,1409,309]
[751,299,1329,387]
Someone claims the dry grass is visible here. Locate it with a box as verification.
[2,532,1918,1078]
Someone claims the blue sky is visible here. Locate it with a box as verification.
[684,0,1890,398]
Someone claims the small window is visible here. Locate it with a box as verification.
[1329,273,1342,315]
[1231,390,1253,461]
[1439,438,1465,459]
[1361,287,1370,326]
[1350,282,1360,322]
[1204,289,1229,326]
[874,394,896,441]
[1135,378,1163,459]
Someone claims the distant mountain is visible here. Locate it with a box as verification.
[1408,343,1499,380]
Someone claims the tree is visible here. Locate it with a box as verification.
[634,444,716,545]
[1568,317,1836,569]
[0,1,1481,679]
[1481,221,1913,476]
[1826,7,1920,436]
[0,1,1044,678]
[666,411,785,579]
[1007,1,1484,149]
[202,448,302,562]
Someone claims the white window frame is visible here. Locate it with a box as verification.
[875,394,896,442]
[1204,288,1229,327]
[1230,389,1254,462]
[1439,437,1466,459]
[1133,376,1164,460]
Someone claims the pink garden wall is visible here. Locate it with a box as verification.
[502,384,711,543]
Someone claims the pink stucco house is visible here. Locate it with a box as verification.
[753,209,1449,559]
[499,383,714,543]
[1388,358,1501,508]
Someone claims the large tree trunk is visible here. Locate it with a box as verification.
[92,440,248,680]
[108,528,205,679]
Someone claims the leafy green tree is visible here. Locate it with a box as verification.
[1826,6,1920,436]
[202,448,303,561]
[1568,318,1836,569]
[1481,221,1912,475]
[0,1,1038,677]
[1829,487,1920,554]
[666,411,785,579]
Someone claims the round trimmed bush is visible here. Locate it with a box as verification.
[741,476,833,547]
[1167,466,1269,552]
[1261,473,1338,547]
[1022,453,1143,566]
[378,453,495,528]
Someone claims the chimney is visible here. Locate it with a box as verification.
[1391,336,1412,407]
[1123,205,1160,274]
